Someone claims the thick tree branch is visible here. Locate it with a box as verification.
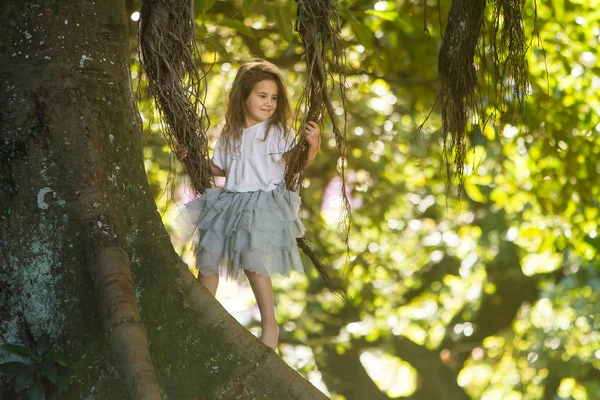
[440,240,538,368]
[542,371,561,400]
[353,336,470,400]
[315,344,395,400]
[402,254,460,303]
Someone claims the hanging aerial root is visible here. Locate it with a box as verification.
[438,0,486,190]
[286,0,350,227]
[438,0,529,192]
[489,0,529,114]
[297,238,348,301]
[139,0,212,194]
[285,0,351,297]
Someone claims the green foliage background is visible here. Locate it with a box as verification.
[130,0,600,398]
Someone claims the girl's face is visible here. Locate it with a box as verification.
[244,79,278,127]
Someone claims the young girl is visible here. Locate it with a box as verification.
[176,61,320,350]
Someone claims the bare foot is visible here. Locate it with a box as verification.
[261,323,280,350]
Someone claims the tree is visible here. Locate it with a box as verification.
[3,0,600,399]
[0,1,326,399]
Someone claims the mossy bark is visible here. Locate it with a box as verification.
[0,1,327,399]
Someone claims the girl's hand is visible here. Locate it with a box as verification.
[210,160,226,177]
[303,121,321,148]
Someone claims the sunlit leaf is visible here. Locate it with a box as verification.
[365,9,398,22]
[272,2,294,44]
[195,0,217,16]
[464,182,486,203]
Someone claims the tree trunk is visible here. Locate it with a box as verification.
[0,1,327,399]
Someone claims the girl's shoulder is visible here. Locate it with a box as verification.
[265,121,296,152]
[266,121,292,138]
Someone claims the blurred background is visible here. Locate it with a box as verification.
[127,0,600,399]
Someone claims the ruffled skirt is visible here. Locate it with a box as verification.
[174,184,306,280]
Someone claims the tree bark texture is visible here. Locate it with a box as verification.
[0,1,327,399]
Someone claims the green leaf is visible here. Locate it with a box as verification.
[45,352,73,369]
[242,0,256,16]
[35,334,51,357]
[201,36,229,60]
[40,360,57,384]
[584,235,600,251]
[350,21,372,47]
[195,0,217,16]
[273,3,294,44]
[1,343,34,358]
[0,362,35,377]
[365,9,399,22]
[196,23,208,38]
[54,370,70,391]
[15,369,34,392]
[464,182,486,203]
[554,0,565,19]
[217,20,256,38]
[538,234,555,253]
[29,381,45,400]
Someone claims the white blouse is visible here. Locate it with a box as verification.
[212,120,296,192]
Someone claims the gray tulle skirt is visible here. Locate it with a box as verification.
[174,184,306,280]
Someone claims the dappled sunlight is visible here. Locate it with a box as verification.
[360,350,417,397]
[135,0,600,398]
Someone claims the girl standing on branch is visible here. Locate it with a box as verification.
[175,61,321,350]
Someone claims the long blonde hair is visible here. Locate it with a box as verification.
[221,61,292,154]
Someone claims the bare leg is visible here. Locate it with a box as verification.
[198,273,219,296]
[244,270,279,350]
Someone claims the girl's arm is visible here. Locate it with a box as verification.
[176,145,225,177]
[304,121,321,167]
[210,160,226,177]
[302,121,321,168]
